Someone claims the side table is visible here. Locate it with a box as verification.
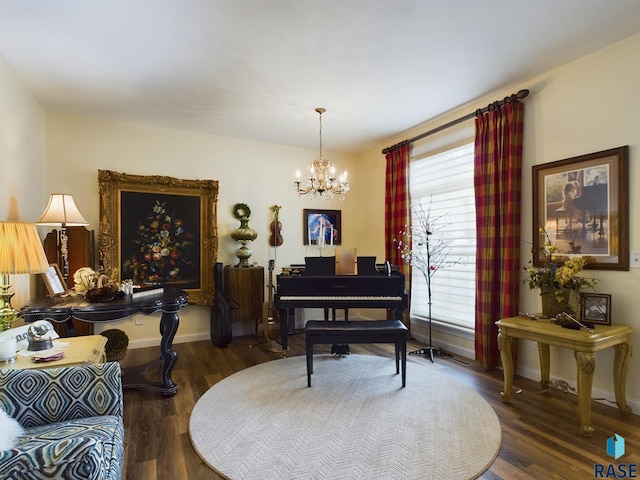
[210,265,265,347]
[4,335,107,370]
[224,265,264,324]
[496,316,632,436]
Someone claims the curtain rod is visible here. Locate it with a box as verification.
[381,89,529,154]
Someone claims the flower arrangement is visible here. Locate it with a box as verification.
[73,267,98,295]
[524,227,597,311]
[73,266,120,301]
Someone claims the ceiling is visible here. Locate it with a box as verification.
[1,1,639,155]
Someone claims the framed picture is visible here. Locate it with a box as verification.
[98,170,219,305]
[303,209,341,246]
[581,293,611,325]
[41,264,67,296]
[532,146,629,270]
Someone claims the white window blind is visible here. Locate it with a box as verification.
[409,143,476,330]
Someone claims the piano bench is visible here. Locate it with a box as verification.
[304,320,408,388]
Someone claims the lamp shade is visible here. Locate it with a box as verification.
[0,222,50,275]
[36,194,88,226]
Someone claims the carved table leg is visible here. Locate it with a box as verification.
[122,309,180,396]
[158,309,180,395]
[575,351,595,437]
[613,341,632,415]
[538,342,551,388]
[498,329,514,403]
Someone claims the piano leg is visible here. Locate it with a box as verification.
[278,308,292,356]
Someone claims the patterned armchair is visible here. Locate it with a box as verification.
[0,362,124,479]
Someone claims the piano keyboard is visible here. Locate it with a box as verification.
[278,295,403,301]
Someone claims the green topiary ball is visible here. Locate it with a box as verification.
[101,328,129,358]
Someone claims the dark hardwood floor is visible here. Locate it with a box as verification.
[120,332,639,479]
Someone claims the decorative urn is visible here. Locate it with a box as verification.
[230,203,258,266]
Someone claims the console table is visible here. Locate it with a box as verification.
[21,288,188,396]
[496,316,632,436]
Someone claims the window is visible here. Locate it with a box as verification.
[409,142,476,330]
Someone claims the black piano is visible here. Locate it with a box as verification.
[572,183,608,237]
[274,256,409,352]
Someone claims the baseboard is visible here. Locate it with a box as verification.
[410,318,475,361]
[129,332,210,350]
[516,364,640,414]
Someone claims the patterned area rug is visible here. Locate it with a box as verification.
[189,354,501,480]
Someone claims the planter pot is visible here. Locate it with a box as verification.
[106,352,126,363]
[540,288,573,317]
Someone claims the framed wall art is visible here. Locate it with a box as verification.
[532,146,629,270]
[303,209,341,246]
[580,293,611,325]
[41,263,67,296]
[98,170,219,305]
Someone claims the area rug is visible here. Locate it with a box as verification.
[189,354,501,480]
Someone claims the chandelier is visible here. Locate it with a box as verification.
[294,107,349,200]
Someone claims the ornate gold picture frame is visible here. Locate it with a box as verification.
[98,170,219,305]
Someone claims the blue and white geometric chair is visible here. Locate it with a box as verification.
[0,362,124,479]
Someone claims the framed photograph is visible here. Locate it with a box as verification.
[41,264,67,296]
[303,209,341,246]
[532,146,629,270]
[98,170,219,305]
[581,293,611,325]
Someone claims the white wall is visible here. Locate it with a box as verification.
[0,53,47,308]
[360,32,640,409]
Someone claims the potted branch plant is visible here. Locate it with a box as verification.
[395,198,459,362]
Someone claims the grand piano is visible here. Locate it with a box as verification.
[573,183,608,238]
[274,256,408,353]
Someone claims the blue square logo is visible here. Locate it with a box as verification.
[607,434,625,460]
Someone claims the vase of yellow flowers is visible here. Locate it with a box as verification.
[525,227,597,317]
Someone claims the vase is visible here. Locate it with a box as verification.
[231,218,258,266]
[540,288,573,318]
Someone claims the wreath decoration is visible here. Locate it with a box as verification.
[232,203,251,220]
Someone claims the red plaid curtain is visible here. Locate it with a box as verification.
[385,144,411,326]
[474,101,524,369]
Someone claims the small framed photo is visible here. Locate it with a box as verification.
[581,293,611,325]
[41,264,68,296]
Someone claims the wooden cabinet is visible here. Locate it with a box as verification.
[43,226,96,337]
[224,265,264,326]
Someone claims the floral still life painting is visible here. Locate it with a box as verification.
[121,194,200,288]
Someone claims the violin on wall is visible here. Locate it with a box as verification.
[269,205,283,247]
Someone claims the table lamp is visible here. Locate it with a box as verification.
[36,193,88,282]
[0,221,51,332]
